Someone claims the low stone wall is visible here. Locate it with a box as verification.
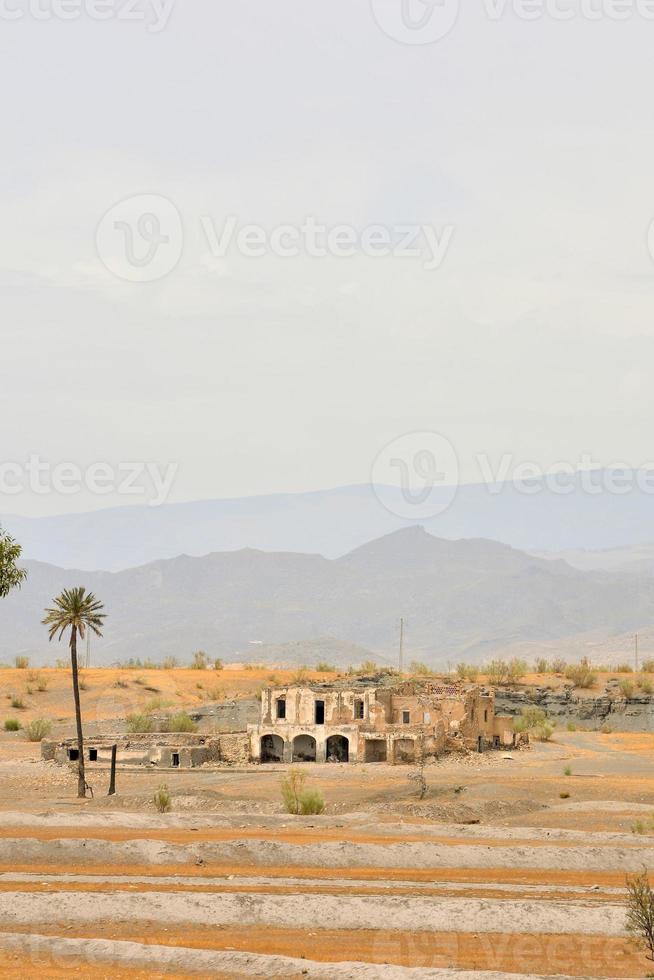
[43,732,249,768]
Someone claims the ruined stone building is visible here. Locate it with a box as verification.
[249,681,516,764]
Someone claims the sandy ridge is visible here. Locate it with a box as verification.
[0,890,628,935]
[3,836,654,872]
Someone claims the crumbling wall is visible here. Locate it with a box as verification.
[217,733,250,765]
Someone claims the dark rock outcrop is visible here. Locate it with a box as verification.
[495,685,654,731]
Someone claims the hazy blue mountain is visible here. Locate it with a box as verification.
[4,473,654,572]
[2,527,653,667]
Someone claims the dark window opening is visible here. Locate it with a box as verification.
[276,698,286,719]
[493,735,500,748]
[402,710,410,725]
[354,699,364,719]
[68,748,79,761]
[89,748,98,762]
[171,752,180,768]
[484,709,488,722]
[315,700,325,724]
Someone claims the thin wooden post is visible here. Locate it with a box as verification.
[108,744,117,796]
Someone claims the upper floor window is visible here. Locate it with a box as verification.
[354,699,364,719]
[484,709,488,722]
[402,710,410,725]
[276,698,286,719]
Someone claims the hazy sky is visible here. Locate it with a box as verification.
[2,1,654,516]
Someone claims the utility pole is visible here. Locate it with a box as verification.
[399,617,404,675]
[108,744,117,796]
[635,633,639,673]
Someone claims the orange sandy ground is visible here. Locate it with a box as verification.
[0,667,339,728]
[0,879,624,903]
[0,949,202,980]
[0,862,644,888]
[0,824,650,850]
[6,923,646,978]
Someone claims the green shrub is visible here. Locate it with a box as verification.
[126,713,154,733]
[641,660,654,673]
[550,658,567,673]
[154,784,172,813]
[281,768,306,814]
[559,791,570,799]
[14,656,29,669]
[619,679,635,698]
[36,676,48,692]
[534,658,548,673]
[520,706,547,729]
[565,663,596,689]
[4,718,20,731]
[315,661,335,673]
[162,656,179,670]
[291,668,312,685]
[358,660,378,675]
[299,788,325,815]
[214,658,224,671]
[563,765,572,776]
[616,663,633,673]
[144,697,172,714]
[600,722,613,734]
[26,718,52,741]
[566,722,577,731]
[507,658,528,683]
[533,723,554,741]
[10,697,25,710]
[191,651,208,670]
[486,660,508,685]
[167,712,197,733]
[641,679,654,695]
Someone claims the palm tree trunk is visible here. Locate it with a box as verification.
[70,624,86,798]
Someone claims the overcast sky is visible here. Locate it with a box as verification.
[2,1,654,517]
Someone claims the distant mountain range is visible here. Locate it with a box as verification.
[2,527,653,667]
[5,474,654,572]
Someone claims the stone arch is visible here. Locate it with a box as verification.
[260,733,284,763]
[292,734,317,762]
[326,734,349,762]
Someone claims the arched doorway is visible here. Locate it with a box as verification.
[260,734,284,763]
[326,735,349,762]
[292,734,317,762]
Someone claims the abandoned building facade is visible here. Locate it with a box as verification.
[249,681,516,764]
[43,682,516,770]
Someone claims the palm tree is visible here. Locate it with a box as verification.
[42,588,106,798]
